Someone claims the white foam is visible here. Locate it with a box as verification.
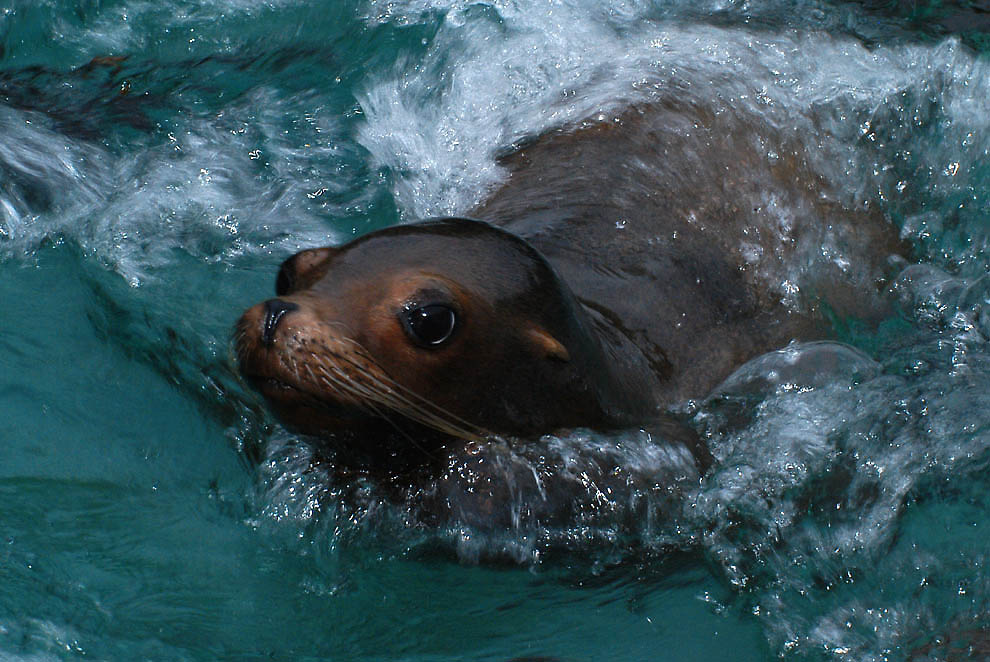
[356,1,990,260]
[0,89,353,283]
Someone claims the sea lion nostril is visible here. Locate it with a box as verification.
[261,299,298,346]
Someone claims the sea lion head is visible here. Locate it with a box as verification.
[235,218,624,461]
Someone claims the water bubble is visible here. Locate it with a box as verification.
[890,263,966,329]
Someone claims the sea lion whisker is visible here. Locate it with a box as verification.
[310,362,381,404]
[313,360,483,442]
[333,337,490,440]
[322,337,473,420]
[374,378,489,439]
[349,394,440,461]
[340,365,487,441]
[302,358,362,397]
[323,361,484,442]
[308,360,427,431]
[314,367,395,419]
[308,355,389,403]
[304,361,440,460]
[297,359,408,436]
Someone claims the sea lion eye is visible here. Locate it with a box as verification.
[402,304,457,347]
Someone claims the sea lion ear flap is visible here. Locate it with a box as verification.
[524,327,570,362]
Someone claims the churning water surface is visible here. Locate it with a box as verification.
[2,0,990,660]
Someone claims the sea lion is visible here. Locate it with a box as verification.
[235,102,904,472]
[235,217,681,467]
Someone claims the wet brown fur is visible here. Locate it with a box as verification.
[235,101,904,469]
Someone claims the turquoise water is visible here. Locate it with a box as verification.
[2,1,990,660]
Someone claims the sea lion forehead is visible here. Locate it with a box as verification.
[316,218,554,294]
[347,218,533,260]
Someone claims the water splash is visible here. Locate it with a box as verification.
[4,0,990,659]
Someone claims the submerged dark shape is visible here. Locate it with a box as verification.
[0,56,156,138]
[0,47,334,140]
[235,102,905,474]
[910,624,990,661]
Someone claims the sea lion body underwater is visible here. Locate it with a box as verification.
[235,103,904,470]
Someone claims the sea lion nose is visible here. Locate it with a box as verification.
[261,299,299,346]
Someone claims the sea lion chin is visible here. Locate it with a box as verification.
[235,218,665,467]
